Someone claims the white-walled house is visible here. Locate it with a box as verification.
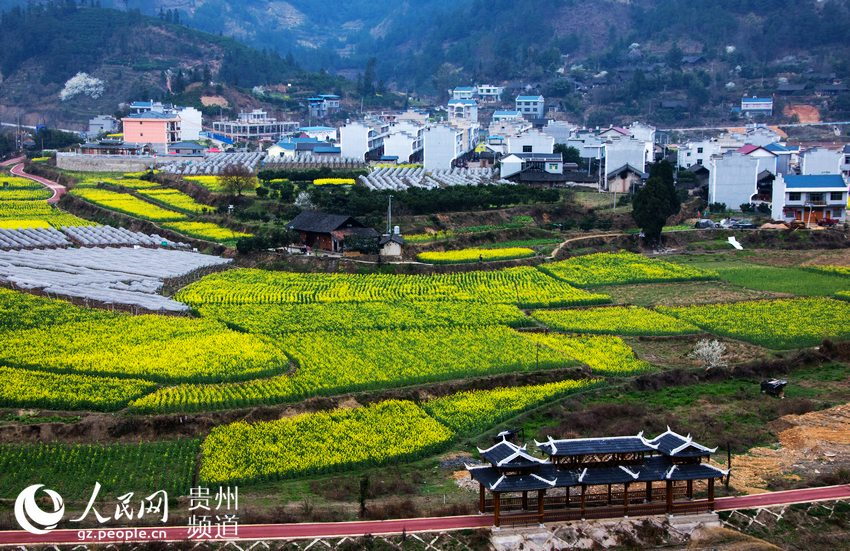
[628,121,656,164]
[500,153,563,179]
[448,99,479,123]
[709,152,763,209]
[493,110,523,122]
[771,173,848,223]
[423,123,479,170]
[450,86,478,100]
[542,120,577,144]
[339,119,389,161]
[298,126,337,142]
[604,137,647,179]
[506,130,554,155]
[477,84,504,103]
[516,95,545,118]
[175,107,202,141]
[800,147,843,175]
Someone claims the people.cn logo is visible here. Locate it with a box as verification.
[14,484,65,535]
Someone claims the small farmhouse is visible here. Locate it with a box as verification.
[287,211,378,253]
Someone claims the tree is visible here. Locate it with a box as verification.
[554,144,582,165]
[631,176,680,244]
[219,164,257,196]
[689,339,727,370]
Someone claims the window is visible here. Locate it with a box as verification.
[789,192,801,201]
[696,159,703,165]
[523,145,533,153]
[548,163,560,171]
[831,192,844,201]
[809,193,824,202]
[697,147,703,154]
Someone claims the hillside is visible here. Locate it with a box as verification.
[0,3,328,128]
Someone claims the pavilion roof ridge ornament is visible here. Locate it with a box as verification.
[489,474,506,491]
[619,465,641,480]
[531,473,558,487]
[578,467,588,483]
[496,448,549,467]
[703,463,730,476]
[665,465,678,480]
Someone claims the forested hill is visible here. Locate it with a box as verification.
[0,3,339,128]
[15,0,850,94]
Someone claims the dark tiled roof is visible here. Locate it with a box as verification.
[537,434,654,457]
[646,429,716,458]
[468,464,558,492]
[287,211,366,233]
[379,234,405,246]
[478,440,549,469]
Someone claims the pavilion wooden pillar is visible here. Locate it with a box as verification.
[665,480,673,514]
[522,491,528,510]
[645,481,653,502]
[607,484,612,505]
[686,479,693,499]
[537,489,545,524]
[493,492,501,527]
[565,487,570,507]
[708,478,716,510]
[580,485,587,518]
[623,482,630,516]
[479,484,485,513]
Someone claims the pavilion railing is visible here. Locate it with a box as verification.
[484,487,689,513]
[495,499,712,527]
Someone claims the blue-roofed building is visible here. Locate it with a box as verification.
[298,126,338,142]
[741,96,774,115]
[515,95,545,118]
[492,110,522,122]
[450,86,478,100]
[308,94,341,119]
[772,173,848,224]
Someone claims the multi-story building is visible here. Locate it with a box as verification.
[121,112,181,154]
[298,126,338,142]
[476,84,504,103]
[708,151,778,209]
[423,122,479,170]
[800,146,843,175]
[339,118,391,161]
[492,110,523,122]
[307,95,342,119]
[500,152,563,179]
[127,101,202,141]
[211,110,299,142]
[515,95,545,118]
[771,174,848,223]
[506,129,554,155]
[450,86,477,100]
[541,120,576,144]
[88,115,119,136]
[741,96,774,116]
[447,99,479,123]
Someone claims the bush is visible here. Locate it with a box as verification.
[708,202,727,213]
[255,186,269,198]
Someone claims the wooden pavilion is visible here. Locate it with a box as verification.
[467,428,728,527]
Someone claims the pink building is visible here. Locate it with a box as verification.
[121,112,181,153]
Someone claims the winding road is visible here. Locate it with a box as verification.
[0,484,846,546]
[8,162,66,204]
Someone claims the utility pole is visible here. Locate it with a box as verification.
[387,194,393,234]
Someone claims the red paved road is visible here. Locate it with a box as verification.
[10,163,66,204]
[0,485,846,546]
[0,156,24,167]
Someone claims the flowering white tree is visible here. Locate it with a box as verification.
[60,72,105,101]
[690,339,728,370]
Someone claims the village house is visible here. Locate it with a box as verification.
[771,174,848,224]
[287,211,378,253]
[515,95,545,118]
[121,112,181,154]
